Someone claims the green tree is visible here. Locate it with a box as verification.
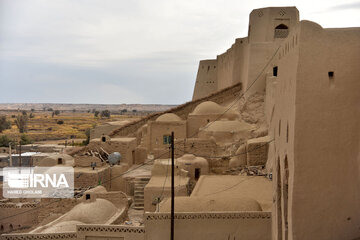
[15,114,28,133]
[94,111,100,117]
[54,110,60,115]
[83,128,91,145]
[100,110,110,118]
[0,135,13,147]
[20,134,32,145]
[0,116,11,133]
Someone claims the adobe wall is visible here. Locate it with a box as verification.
[0,232,77,240]
[266,21,300,240]
[174,138,235,174]
[144,183,188,212]
[88,138,137,166]
[76,224,144,240]
[74,167,111,189]
[108,165,129,192]
[248,7,299,43]
[192,60,218,100]
[193,37,249,100]
[243,42,279,97]
[289,21,360,240]
[216,37,249,92]
[1,225,144,240]
[110,83,242,138]
[144,212,271,240]
[148,121,187,152]
[268,20,360,240]
[193,7,300,100]
[0,203,38,234]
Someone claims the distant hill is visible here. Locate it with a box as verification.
[0,103,176,113]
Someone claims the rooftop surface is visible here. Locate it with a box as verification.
[191,175,272,211]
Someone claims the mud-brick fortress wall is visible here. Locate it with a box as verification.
[192,7,299,101]
[192,60,218,100]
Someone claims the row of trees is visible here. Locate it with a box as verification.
[1,113,29,134]
[0,134,32,147]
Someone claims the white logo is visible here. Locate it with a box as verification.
[3,167,74,199]
[8,173,69,188]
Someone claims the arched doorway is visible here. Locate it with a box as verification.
[275,24,289,38]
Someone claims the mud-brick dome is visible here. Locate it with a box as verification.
[203,120,253,132]
[61,198,117,224]
[192,101,224,115]
[42,220,83,233]
[156,113,182,122]
[177,154,208,167]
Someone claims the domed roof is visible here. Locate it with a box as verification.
[177,154,208,164]
[159,196,262,212]
[156,113,182,122]
[84,185,107,194]
[203,120,253,132]
[192,101,224,115]
[62,199,117,224]
[42,220,83,233]
[179,154,196,161]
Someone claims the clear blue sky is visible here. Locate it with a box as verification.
[0,0,359,104]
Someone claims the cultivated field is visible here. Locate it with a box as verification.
[0,110,142,143]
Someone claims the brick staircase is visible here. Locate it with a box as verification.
[133,176,151,210]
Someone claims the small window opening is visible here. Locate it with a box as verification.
[9,224,13,231]
[86,194,90,200]
[1,225,4,232]
[132,150,135,165]
[207,66,210,71]
[195,168,201,180]
[207,119,210,123]
[57,158,63,165]
[163,135,171,145]
[101,136,106,142]
[275,24,289,38]
[273,66,278,77]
